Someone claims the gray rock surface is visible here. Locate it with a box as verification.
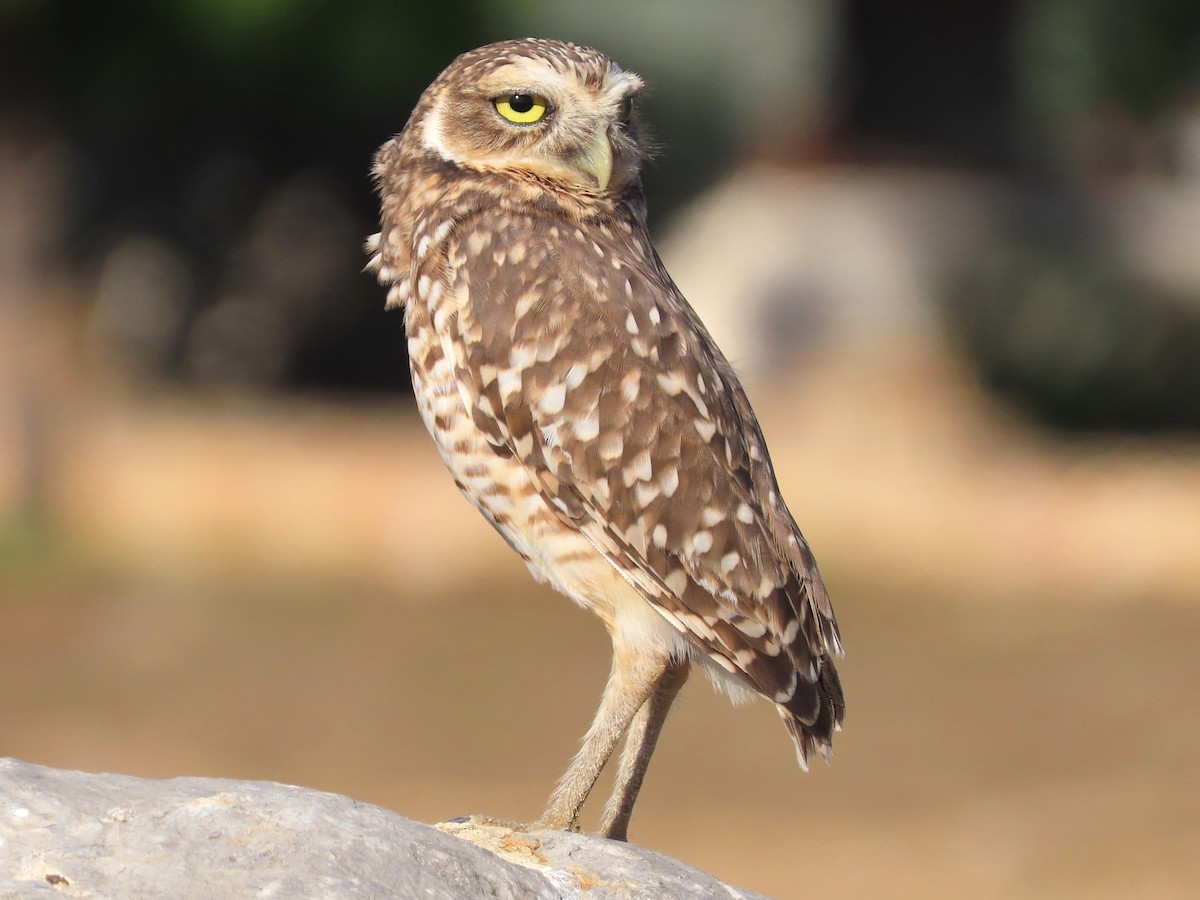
[0,759,766,899]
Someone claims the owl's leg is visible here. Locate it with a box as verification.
[535,639,669,833]
[597,656,689,841]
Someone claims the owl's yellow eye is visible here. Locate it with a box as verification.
[494,93,549,124]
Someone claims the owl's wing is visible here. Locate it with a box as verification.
[447,215,843,762]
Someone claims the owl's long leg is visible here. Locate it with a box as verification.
[598,656,689,841]
[535,638,669,832]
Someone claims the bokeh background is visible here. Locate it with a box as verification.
[3,1,1200,897]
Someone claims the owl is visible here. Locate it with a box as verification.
[366,38,843,841]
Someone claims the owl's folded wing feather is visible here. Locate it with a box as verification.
[445,213,844,762]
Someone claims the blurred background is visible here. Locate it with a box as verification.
[2,1,1199,897]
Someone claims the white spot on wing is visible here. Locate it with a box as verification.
[665,569,689,595]
[620,370,640,402]
[657,372,685,395]
[782,618,800,644]
[574,408,600,441]
[564,363,587,389]
[510,345,537,370]
[652,524,668,548]
[540,384,566,415]
[635,481,660,507]
[599,433,624,461]
[623,451,652,486]
[467,232,489,255]
[515,292,540,318]
[735,617,766,639]
[497,369,522,400]
[433,219,454,245]
[773,673,798,703]
[659,467,679,497]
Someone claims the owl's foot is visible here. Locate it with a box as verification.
[531,814,582,834]
[439,813,585,834]
[438,813,526,831]
[436,816,549,864]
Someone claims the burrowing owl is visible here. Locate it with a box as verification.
[367,38,843,840]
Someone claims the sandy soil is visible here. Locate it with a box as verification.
[2,543,1197,899]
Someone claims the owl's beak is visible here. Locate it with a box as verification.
[577,126,613,190]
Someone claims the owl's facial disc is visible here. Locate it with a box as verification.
[423,56,642,194]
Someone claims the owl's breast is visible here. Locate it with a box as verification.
[405,287,683,651]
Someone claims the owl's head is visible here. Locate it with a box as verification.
[411,38,647,196]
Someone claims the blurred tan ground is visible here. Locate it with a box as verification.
[3,326,1200,898]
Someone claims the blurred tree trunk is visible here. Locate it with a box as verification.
[0,134,67,525]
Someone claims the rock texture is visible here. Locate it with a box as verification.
[0,759,765,899]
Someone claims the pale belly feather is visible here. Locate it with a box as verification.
[407,321,690,655]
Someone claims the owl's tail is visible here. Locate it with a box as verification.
[778,657,845,771]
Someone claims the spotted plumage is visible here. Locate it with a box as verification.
[367,38,844,839]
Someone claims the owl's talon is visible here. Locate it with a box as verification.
[438,814,526,832]
[531,817,580,834]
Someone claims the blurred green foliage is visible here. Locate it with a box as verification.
[1020,0,1200,125]
[0,0,498,392]
[944,246,1200,432]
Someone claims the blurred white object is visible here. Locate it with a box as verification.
[658,164,1001,380]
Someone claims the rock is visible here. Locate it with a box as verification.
[436,819,766,899]
[0,759,765,899]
